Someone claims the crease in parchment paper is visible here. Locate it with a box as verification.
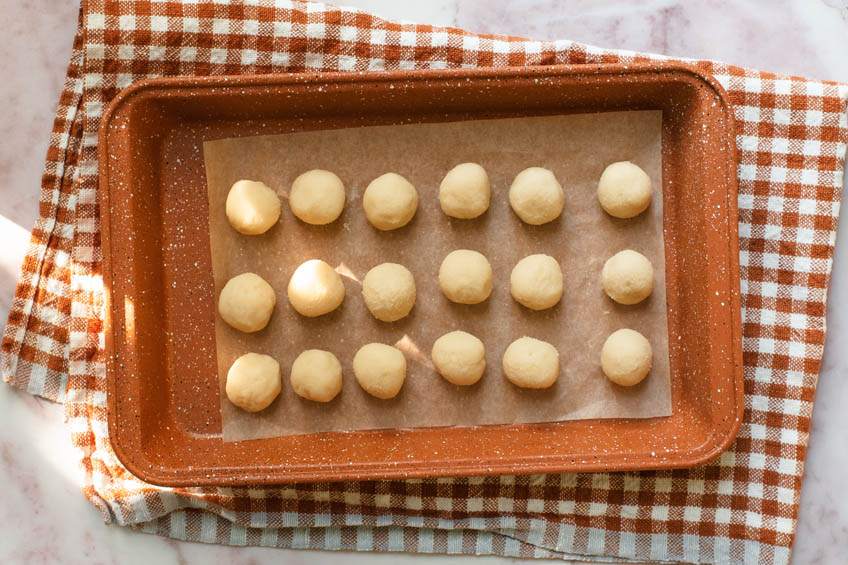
[203,111,671,442]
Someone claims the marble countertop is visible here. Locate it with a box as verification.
[1,1,847,563]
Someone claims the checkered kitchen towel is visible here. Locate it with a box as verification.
[3,1,847,563]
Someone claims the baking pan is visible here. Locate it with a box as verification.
[101,63,743,486]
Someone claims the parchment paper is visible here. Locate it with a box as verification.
[203,111,671,442]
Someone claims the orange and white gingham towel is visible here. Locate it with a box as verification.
[2,1,847,563]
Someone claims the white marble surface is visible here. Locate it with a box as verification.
[1,1,847,563]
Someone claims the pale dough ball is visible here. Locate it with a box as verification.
[362,263,416,322]
[438,249,493,305]
[289,169,346,225]
[502,336,559,389]
[218,272,276,333]
[431,330,486,386]
[597,161,652,219]
[353,343,407,399]
[438,163,491,219]
[601,329,652,386]
[290,349,343,402]
[225,353,281,412]
[510,254,563,310]
[363,172,419,230]
[225,180,281,235]
[602,249,654,305]
[287,259,345,317]
[508,167,565,225]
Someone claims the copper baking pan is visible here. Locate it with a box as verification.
[101,63,743,486]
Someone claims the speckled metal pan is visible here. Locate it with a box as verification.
[100,63,743,486]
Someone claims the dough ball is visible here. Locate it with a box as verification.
[502,336,559,389]
[508,167,565,225]
[363,172,419,230]
[225,180,281,235]
[431,330,486,386]
[602,249,654,305]
[225,353,281,412]
[218,272,276,333]
[289,169,346,225]
[290,349,343,402]
[597,161,652,219]
[439,249,493,304]
[287,259,345,317]
[438,163,491,219]
[353,343,407,399]
[362,263,416,322]
[601,329,652,386]
[510,254,563,310]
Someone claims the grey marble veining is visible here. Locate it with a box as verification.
[1,1,846,563]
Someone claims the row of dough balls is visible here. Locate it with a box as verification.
[224,161,652,235]
[226,328,653,412]
[218,247,655,333]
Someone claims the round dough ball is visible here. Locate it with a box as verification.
[289,169,346,225]
[218,272,276,332]
[601,329,652,386]
[502,336,559,389]
[290,349,343,402]
[510,254,563,310]
[602,249,654,305]
[508,167,565,225]
[597,161,652,219]
[353,343,407,399]
[438,163,491,219]
[439,249,493,305]
[363,173,419,230]
[287,259,345,317]
[225,353,281,412]
[225,180,281,235]
[362,263,416,322]
[431,330,486,386]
